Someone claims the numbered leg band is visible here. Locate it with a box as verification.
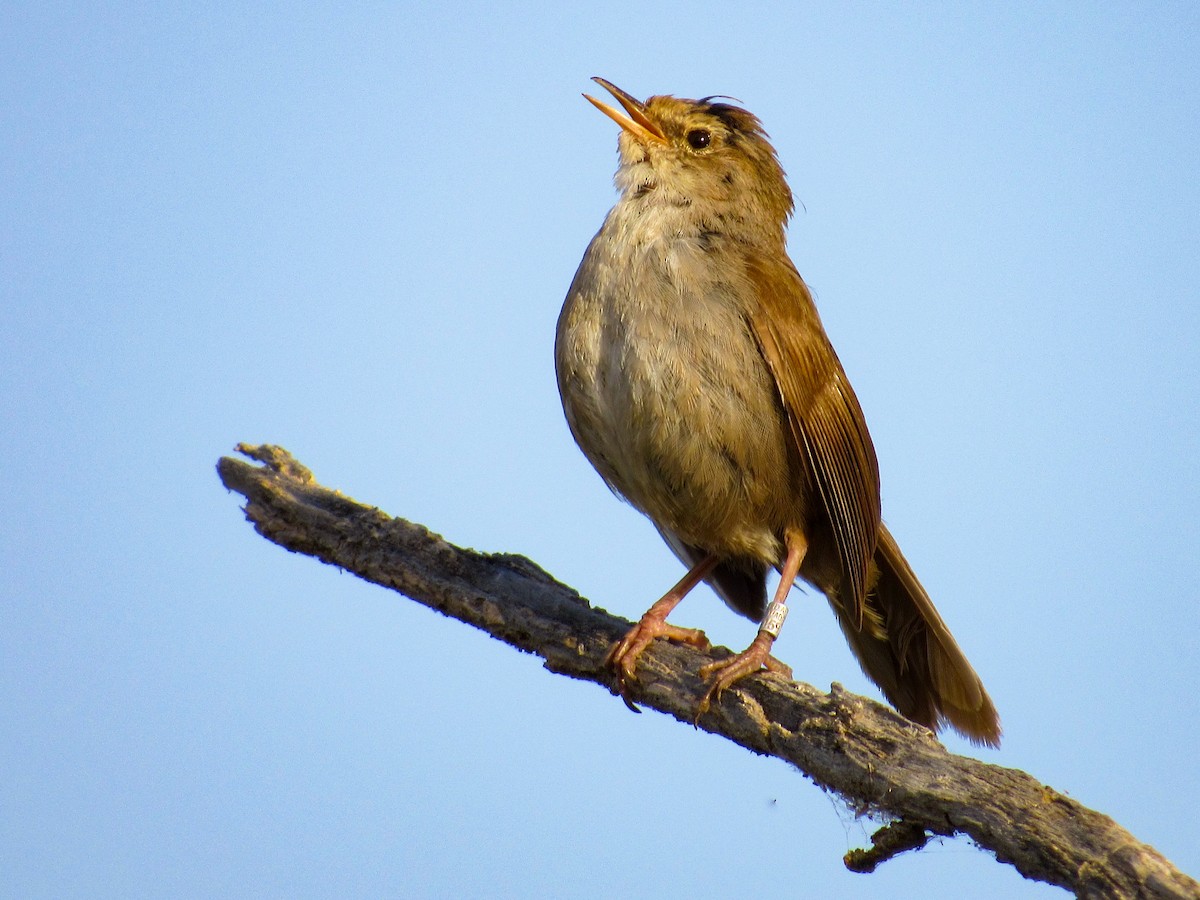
[760,600,788,638]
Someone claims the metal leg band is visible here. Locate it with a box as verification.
[760,600,788,638]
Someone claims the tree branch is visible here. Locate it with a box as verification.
[217,443,1197,899]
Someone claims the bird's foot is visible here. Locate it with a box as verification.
[606,614,710,711]
[695,631,792,719]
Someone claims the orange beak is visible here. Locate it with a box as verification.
[583,77,667,145]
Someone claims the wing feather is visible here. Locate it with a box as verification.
[743,251,881,622]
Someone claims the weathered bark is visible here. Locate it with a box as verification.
[217,443,1197,899]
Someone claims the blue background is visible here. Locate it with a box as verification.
[3,4,1197,897]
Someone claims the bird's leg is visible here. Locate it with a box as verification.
[606,554,718,709]
[697,530,807,718]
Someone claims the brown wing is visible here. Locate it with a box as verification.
[743,249,881,622]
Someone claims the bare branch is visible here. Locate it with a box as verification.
[843,817,932,873]
[217,443,1198,899]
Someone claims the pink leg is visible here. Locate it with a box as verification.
[606,555,718,707]
[696,531,807,718]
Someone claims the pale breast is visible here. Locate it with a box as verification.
[556,220,798,564]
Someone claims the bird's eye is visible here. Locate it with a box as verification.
[686,129,712,150]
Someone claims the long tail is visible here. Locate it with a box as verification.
[835,524,1001,746]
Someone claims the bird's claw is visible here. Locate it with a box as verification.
[607,655,644,713]
[605,616,710,712]
[694,632,792,722]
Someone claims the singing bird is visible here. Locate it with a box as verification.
[555,78,1000,746]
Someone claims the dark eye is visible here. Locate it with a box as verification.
[686,128,712,150]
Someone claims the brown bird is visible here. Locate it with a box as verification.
[555,78,1000,746]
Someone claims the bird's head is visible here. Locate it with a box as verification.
[584,77,794,236]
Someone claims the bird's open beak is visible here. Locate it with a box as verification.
[583,77,667,145]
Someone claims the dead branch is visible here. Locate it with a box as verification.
[216,443,1198,899]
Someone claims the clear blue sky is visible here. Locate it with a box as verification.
[3,4,1197,897]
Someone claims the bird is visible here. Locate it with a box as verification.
[554,78,1000,746]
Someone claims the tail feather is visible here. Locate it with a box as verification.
[837,524,1001,747]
